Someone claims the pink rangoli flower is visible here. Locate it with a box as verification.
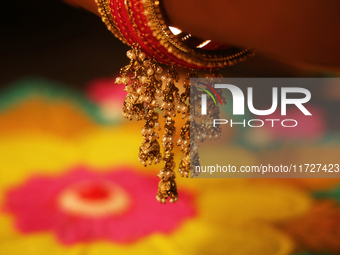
[86,77,127,121]
[3,167,195,245]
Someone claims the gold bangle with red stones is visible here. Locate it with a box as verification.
[95,0,253,69]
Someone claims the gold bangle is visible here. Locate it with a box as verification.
[95,0,128,45]
[142,0,253,68]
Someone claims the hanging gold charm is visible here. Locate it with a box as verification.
[177,69,197,178]
[116,44,163,167]
[117,44,226,203]
[200,70,224,141]
[156,65,180,204]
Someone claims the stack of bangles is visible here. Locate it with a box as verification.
[95,0,254,203]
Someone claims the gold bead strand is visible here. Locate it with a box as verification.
[117,44,146,120]
[200,70,225,141]
[177,69,197,178]
[156,65,180,204]
[116,44,162,166]
[138,58,163,166]
[189,82,204,177]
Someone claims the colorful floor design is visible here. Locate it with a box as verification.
[0,77,340,255]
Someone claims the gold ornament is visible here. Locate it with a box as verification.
[116,44,225,203]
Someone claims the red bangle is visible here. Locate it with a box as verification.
[102,0,252,69]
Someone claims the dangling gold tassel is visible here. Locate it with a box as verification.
[117,44,226,203]
[177,69,197,178]
[200,70,224,142]
[156,65,180,203]
[137,57,164,166]
[117,44,163,167]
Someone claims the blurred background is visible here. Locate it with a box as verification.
[1,1,340,255]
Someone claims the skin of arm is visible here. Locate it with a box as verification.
[64,0,340,70]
